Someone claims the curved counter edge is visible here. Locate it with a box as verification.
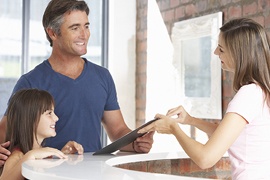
[22,151,227,180]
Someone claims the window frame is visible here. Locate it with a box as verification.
[2,0,109,146]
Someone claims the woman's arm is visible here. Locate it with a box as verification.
[165,106,219,136]
[139,112,247,169]
[186,116,219,136]
[171,113,246,168]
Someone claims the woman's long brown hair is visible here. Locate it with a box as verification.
[220,18,270,107]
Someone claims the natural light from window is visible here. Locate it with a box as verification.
[146,0,208,153]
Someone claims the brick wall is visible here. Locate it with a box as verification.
[136,0,148,127]
[135,0,270,126]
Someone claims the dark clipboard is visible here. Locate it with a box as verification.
[93,119,157,155]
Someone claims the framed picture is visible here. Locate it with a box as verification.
[171,12,223,119]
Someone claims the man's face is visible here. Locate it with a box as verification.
[54,10,90,57]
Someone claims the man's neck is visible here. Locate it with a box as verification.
[48,55,85,79]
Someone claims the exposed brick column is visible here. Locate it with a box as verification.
[136,0,148,127]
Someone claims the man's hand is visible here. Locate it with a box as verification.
[133,131,155,153]
[0,141,11,167]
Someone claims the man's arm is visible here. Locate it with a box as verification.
[0,116,7,143]
[101,110,153,153]
[0,116,10,167]
[101,110,132,151]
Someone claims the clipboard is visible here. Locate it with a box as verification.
[93,119,157,155]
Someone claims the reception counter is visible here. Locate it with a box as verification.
[22,151,231,180]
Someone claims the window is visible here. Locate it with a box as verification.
[0,0,106,119]
[0,0,23,117]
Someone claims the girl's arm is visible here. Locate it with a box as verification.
[0,150,25,180]
[0,147,67,180]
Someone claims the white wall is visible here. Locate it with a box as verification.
[108,0,209,153]
[146,0,185,153]
[108,0,136,130]
[108,0,183,153]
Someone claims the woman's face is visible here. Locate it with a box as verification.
[214,33,235,72]
[36,107,59,143]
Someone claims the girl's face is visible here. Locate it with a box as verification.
[36,107,59,143]
[214,33,235,72]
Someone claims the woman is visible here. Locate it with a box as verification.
[139,18,270,179]
[0,89,83,180]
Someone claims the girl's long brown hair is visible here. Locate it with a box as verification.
[6,89,55,154]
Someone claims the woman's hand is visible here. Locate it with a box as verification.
[165,105,192,125]
[61,141,84,155]
[137,105,191,135]
[138,114,179,135]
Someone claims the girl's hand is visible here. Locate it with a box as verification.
[61,141,84,155]
[25,147,67,160]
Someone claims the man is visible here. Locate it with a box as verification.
[0,0,154,166]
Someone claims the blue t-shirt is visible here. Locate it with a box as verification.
[10,58,120,152]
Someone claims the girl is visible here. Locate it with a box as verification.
[139,18,270,179]
[0,89,83,180]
